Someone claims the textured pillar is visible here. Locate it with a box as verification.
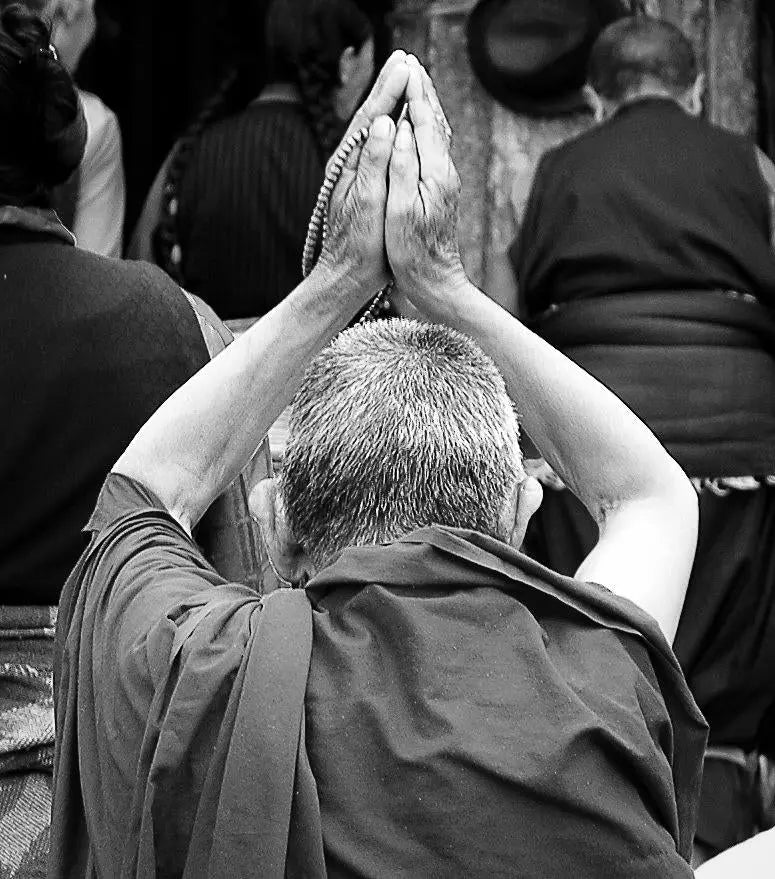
[707,0,758,137]
[486,109,590,274]
[425,2,493,285]
[392,0,429,60]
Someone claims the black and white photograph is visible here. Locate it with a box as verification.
[1,0,775,876]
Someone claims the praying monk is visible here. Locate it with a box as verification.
[51,54,707,877]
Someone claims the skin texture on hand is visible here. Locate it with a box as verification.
[385,58,467,299]
[317,51,411,295]
[317,114,396,297]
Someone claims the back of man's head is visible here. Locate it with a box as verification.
[282,319,523,567]
[588,16,698,103]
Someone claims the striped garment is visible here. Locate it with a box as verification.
[0,605,56,879]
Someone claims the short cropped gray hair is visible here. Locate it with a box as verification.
[281,318,523,567]
[588,17,698,102]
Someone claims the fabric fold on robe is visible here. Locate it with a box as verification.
[530,290,775,477]
[52,474,706,877]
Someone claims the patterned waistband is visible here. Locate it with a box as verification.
[524,459,775,495]
[690,475,775,496]
[0,606,56,639]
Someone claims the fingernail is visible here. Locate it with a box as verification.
[395,120,412,149]
[371,115,393,139]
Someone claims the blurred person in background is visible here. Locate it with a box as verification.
[0,0,126,256]
[130,0,378,321]
[0,6,222,874]
[491,14,775,864]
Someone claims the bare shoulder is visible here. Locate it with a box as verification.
[575,476,698,645]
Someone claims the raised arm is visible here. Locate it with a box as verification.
[113,52,411,532]
[386,60,697,643]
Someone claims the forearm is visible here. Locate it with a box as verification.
[694,828,775,878]
[484,250,519,316]
[114,264,366,529]
[425,276,691,522]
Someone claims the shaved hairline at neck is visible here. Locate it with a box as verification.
[281,319,525,568]
[587,74,703,120]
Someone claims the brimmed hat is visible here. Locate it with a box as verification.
[467,0,631,116]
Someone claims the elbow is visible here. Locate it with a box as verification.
[647,458,699,539]
[599,456,699,548]
[663,458,699,525]
[642,459,699,556]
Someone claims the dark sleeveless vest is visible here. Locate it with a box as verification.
[514,98,775,312]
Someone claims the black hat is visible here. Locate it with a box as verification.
[467,0,631,116]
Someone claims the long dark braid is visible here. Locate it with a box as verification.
[296,56,344,159]
[153,68,252,283]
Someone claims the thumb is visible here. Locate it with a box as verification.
[355,114,396,191]
[332,115,395,208]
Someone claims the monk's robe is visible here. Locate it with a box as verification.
[51,473,707,878]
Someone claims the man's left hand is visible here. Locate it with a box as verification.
[316,51,409,296]
[318,114,397,294]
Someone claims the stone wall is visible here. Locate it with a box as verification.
[392,0,759,286]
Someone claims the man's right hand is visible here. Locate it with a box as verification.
[386,59,467,305]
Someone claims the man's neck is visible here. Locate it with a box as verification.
[609,89,686,118]
[255,82,302,105]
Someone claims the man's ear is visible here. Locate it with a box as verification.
[504,476,543,552]
[583,85,605,123]
[686,73,705,116]
[249,478,315,586]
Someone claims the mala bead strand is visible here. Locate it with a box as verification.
[303,126,393,324]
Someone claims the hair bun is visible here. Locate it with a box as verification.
[1,3,51,56]
[0,3,87,199]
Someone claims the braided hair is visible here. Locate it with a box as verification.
[154,69,254,282]
[154,0,373,284]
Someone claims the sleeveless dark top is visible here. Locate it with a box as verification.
[514,98,775,311]
[176,101,323,320]
[0,227,209,604]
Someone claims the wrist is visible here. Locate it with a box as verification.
[401,259,473,320]
[314,251,387,310]
[302,258,379,321]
